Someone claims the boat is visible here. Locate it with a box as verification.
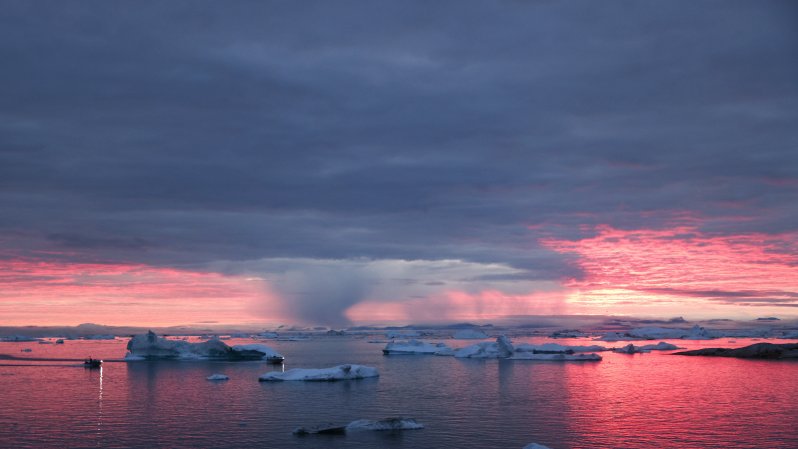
[83,357,102,368]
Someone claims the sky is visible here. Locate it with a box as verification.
[1,1,797,327]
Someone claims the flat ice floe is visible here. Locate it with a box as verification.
[511,352,602,361]
[206,374,229,381]
[125,331,284,362]
[597,325,714,341]
[293,417,423,434]
[259,364,379,381]
[514,342,610,353]
[383,340,452,355]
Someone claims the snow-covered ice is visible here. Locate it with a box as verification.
[293,418,423,435]
[206,374,229,381]
[454,335,514,358]
[613,344,649,354]
[638,341,683,351]
[125,331,284,361]
[259,364,379,382]
[383,340,452,355]
[452,329,488,339]
[386,330,421,339]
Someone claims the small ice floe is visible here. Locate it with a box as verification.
[38,340,53,345]
[613,344,649,354]
[514,343,610,354]
[454,336,515,358]
[206,374,229,381]
[637,341,683,351]
[523,444,552,449]
[20,348,32,352]
[452,329,488,339]
[256,332,278,339]
[511,352,602,361]
[55,339,65,344]
[259,364,379,382]
[383,340,452,355]
[125,331,284,362]
[293,417,423,435]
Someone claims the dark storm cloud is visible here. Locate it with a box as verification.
[1,1,797,323]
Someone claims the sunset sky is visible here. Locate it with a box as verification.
[1,1,797,327]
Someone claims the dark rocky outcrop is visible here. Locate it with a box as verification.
[674,343,798,359]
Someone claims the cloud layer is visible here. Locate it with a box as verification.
[1,2,797,324]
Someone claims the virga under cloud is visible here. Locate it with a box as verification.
[1,1,796,325]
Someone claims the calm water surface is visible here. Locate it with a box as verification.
[1,337,797,448]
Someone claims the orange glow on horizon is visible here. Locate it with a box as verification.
[0,257,285,326]
[540,225,798,318]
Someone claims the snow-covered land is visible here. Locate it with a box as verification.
[206,374,229,381]
[452,329,489,339]
[125,331,284,361]
[259,364,379,382]
[383,340,452,355]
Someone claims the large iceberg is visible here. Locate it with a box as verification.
[638,341,683,351]
[259,364,379,381]
[125,331,284,362]
[613,343,650,354]
[293,417,423,435]
[454,335,515,358]
[383,340,452,355]
[452,329,489,339]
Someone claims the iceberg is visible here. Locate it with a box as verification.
[454,335,514,358]
[125,331,284,362]
[206,374,229,381]
[259,364,379,381]
[293,417,423,435]
[613,343,649,354]
[511,352,602,361]
[452,329,489,339]
[1,335,39,342]
[383,340,452,355]
[638,341,683,351]
[549,329,588,338]
[599,325,715,341]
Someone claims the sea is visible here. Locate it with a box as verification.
[1,335,797,448]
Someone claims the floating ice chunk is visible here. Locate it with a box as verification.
[293,417,423,435]
[454,336,514,358]
[452,329,489,339]
[346,418,424,432]
[259,364,379,382]
[523,444,552,449]
[613,344,650,354]
[206,374,229,381]
[20,348,32,352]
[256,332,279,339]
[511,352,602,361]
[638,341,683,351]
[125,331,284,361]
[595,332,643,342]
[383,340,452,355]
[514,343,610,353]
[683,324,713,340]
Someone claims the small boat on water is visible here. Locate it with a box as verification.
[84,357,102,368]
